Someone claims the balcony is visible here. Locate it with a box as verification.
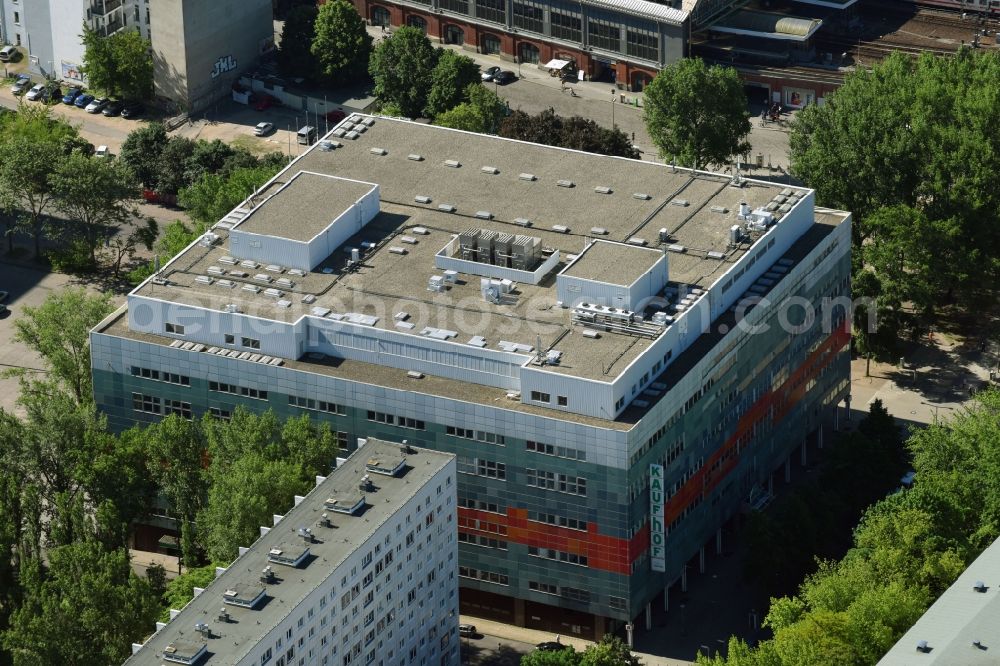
[90,0,123,17]
[101,17,125,37]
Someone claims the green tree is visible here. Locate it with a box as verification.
[579,635,641,666]
[12,288,112,404]
[197,452,309,563]
[110,30,154,101]
[643,58,751,169]
[2,542,159,666]
[434,84,508,133]
[155,137,197,196]
[0,137,62,259]
[81,26,153,100]
[425,51,481,118]
[178,164,281,227]
[310,0,372,85]
[520,646,579,666]
[278,5,319,80]
[49,154,140,265]
[499,108,639,158]
[119,122,168,189]
[369,27,438,118]
[280,413,339,481]
[103,217,158,279]
[158,563,217,621]
[144,416,209,568]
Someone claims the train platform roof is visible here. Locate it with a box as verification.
[710,10,824,41]
[791,0,858,9]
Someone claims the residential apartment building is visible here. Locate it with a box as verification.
[124,438,459,666]
[91,116,852,640]
[1,0,148,82]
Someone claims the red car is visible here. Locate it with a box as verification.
[254,93,279,111]
[326,108,346,124]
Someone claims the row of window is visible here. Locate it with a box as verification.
[446,426,504,445]
[289,395,347,415]
[526,440,586,461]
[132,393,191,419]
[526,510,587,532]
[457,457,507,480]
[528,391,568,407]
[209,381,268,400]
[458,532,507,550]
[527,546,588,567]
[457,517,507,535]
[368,411,425,430]
[526,469,587,496]
[528,581,591,603]
[459,498,506,514]
[130,366,190,386]
[458,566,509,586]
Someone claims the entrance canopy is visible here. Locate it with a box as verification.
[544,59,572,70]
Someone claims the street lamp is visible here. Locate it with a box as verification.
[610,88,616,128]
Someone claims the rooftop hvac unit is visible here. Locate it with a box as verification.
[658,228,670,243]
[519,173,536,181]
[494,233,514,268]
[477,230,498,264]
[414,195,432,204]
[511,235,539,270]
[412,227,430,235]
[670,198,689,207]
[438,203,456,213]
[513,217,532,227]
[730,225,742,247]
[408,154,424,161]
[594,186,612,194]
[627,237,647,246]
[475,211,493,220]
[707,250,725,260]
[351,248,361,263]
[459,228,480,261]
[195,275,213,285]
[551,224,569,233]
[633,192,651,200]
[428,275,446,292]
[591,227,608,235]
[369,147,387,155]
[388,246,407,255]
[737,202,751,219]
[481,166,499,174]
[556,179,575,188]
[444,159,461,168]
[219,256,237,265]
[254,273,272,283]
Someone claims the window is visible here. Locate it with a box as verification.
[526,468,555,489]
[458,566,509,586]
[550,10,581,41]
[241,337,261,349]
[615,397,625,411]
[458,533,507,550]
[165,322,185,334]
[557,395,568,406]
[132,393,161,415]
[238,386,268,400]
[399,417,425,430]
[209,407,232,421]
[459,498,505,514]
[336,431,350,452]
[14,12,20,24]
[560,586,591,603]
[609,596,627,612]
[209,381,238,394]
[527,511,587,531]
[447,427,503,444]
[626,26,658,61]
[589,18,621,52]
[529,391,550,403]
[526,469,586,495]
[224,334,235,344]
[457,457,505,480]
[367,411,394,425]
[528,581,558,595]
[526,440,586,461]
[164,399,192,419]
[130,366,190,386]
[528,546,588,566]
[439,0,469,12]
[475,0,505,23]
[512,0,544,32]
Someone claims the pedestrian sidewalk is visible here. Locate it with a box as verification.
[460,614,693,665]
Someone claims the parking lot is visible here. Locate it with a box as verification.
[0,261,124,417]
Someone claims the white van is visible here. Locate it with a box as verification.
[0,45,18,62]
[297,125,317,146]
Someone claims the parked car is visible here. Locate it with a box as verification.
[254,93,278,111]
[25,83,46,101]
[494,70,517,85]
[62,86,83,104]
[74,93,95,109]
[10,75,30,95]
[253,121,275,136]
[536,642,570,652]
[481,66,501,82]
[458,624,477,638]
[40,84,62,103]
[85,97,110,113]
[120,102,145,119]
[102,100,125,116]
[0,45,18,62]
[95,145,111,159]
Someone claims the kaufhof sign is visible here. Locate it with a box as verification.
[650,464,665,571]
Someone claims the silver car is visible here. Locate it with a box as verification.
[25,83,46,101]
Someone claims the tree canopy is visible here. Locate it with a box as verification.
[369,27,439,119]
[80,26,153,100]
[425,51,482,119]
[310,0,373,85]
[278,5,319,80]
[699,390,1000,666]
[643,57,751,169]
[434,84,508,134]
[790,50,1000,310]
[500,108,639,159]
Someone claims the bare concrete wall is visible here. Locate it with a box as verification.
[152,0,273,112]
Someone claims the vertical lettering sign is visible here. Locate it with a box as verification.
[649,464,666,571]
